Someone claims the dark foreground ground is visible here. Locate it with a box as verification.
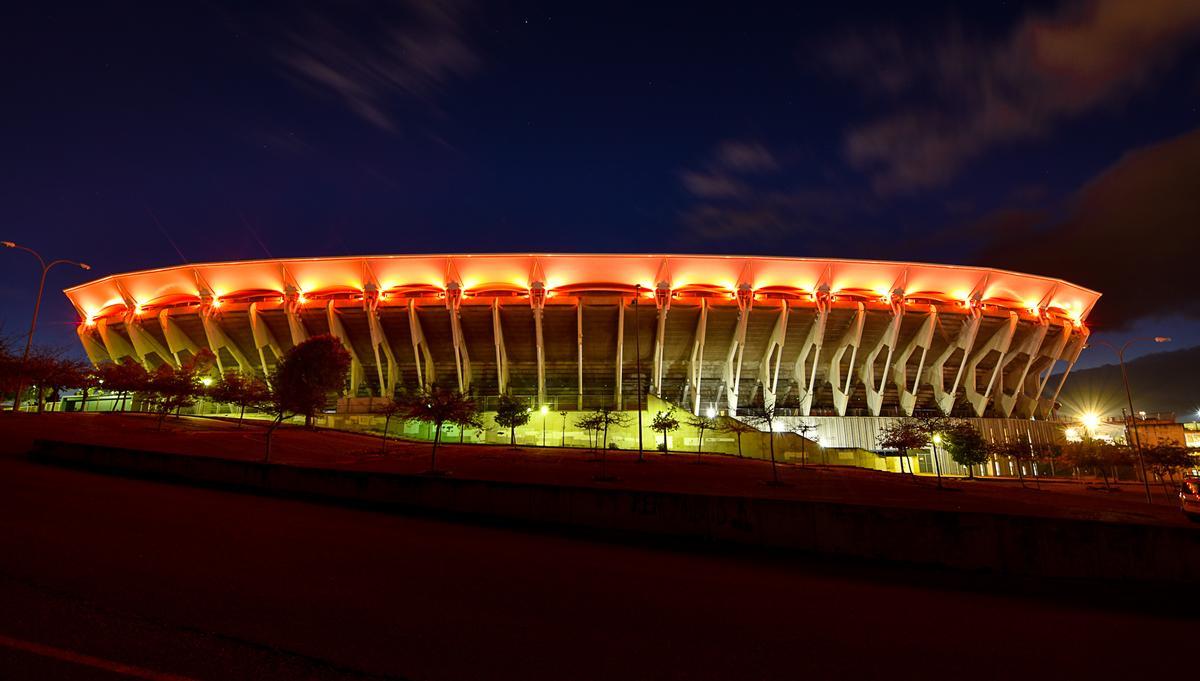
[0,446,1196,680]
[3,412,1192,526]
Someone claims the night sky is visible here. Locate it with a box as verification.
[3,1,1199,369]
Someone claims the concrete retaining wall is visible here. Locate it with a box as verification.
[28,439,1200,585]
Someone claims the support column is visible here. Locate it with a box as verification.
[158,309,200,368]
[859,293,903,416]
[248,302,284,378]
[927,304,982,415]
[76,325,111,366]
[326,301,364,395]
[688,299,709,415]
[792,287,830,416]
[828,303,865,416]
[1044,327,1089,419]
[576,299,584,410]
[445,282,470,394]
[757,301,789,413]
[198,294,251,374]
[530,281,547,405]
[891,307,936,416]
[363,287,399,398]
[652,282,670,397]
[996,320,1050,417]
[722,285,753,415]
[283,286,309,347]
[1019,322,1072,418]
[125,316,174,369]
[964,313,1018,417]
[492,298,508,395]
[408,299,434,390]
[614,296,625,407]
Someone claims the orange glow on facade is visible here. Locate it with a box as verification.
[62,253,1100,326]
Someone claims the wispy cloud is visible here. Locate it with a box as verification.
[825,0,1200,194]
[678,140,878,245]
[276,1,479,132]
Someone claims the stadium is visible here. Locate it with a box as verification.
[63,254,1099,457]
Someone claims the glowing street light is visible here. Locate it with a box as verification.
[3,241,91,412]
[1081,412,1101,431]
[705,406,717,419]
[200,377,214,388]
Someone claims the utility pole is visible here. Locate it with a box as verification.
[1091,336,1171,503]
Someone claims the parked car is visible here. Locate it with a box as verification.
[1181,476,1200,522]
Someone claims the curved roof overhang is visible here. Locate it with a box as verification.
[63,253,1101,326]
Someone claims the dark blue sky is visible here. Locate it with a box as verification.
[3,0,1199,369]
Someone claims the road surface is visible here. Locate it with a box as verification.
[0,453,1191,680]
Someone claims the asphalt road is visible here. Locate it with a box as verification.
[0,454,1193,681]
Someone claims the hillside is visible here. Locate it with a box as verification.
[1053,345,1200,421]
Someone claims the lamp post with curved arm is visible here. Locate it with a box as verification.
[2,241,91,412]
[1089,336,1171,503]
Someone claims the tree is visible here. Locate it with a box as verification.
[743,405,785,485]
[1060,438,1124,491]
[494,394,531,448]
[722,419,757,458]
[265,335,352,461]
[145,350,215,430]
[791,421,818,466]
[452,410,484,444]
[876,419,926,477]
[684,413,717,461]
[575,412,603,453]
[558,410,568,446]
[989,437,1036,488]
[397,385,478,473]
[75,367,101,413]
[1033,442,1064,478]
[376,398,406,454]
[1144,440,1194,495]
[22,350,87,413]
[97,358,149,412]
[587,407,630,481]
[651,408,680,454]
[942,420,988,479]
[210,371,271,427]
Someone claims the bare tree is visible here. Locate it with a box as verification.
[684,413,717,462]
[396,385,478,474]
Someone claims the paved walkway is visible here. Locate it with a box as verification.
[2,412,1191,527]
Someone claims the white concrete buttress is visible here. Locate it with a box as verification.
[891,306,936,416]
[492,298,509,395]
[964,312,1018,417]
[757,301,789,413]
[828,303,866,416]
[326,301,364,395]
[722,285,753,415]
[688,298,709,415]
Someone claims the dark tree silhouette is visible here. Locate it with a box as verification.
[210,370,271,427]
[493,394,531,448]
[397,385,478,473]
[942,420,988,478]
[265,335,351,461]
[684,413,717,461]
[651,408,680,454]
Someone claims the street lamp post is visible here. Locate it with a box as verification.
[540,404,548,447]
[3,241,91,412]
[1090,336,1171,503]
